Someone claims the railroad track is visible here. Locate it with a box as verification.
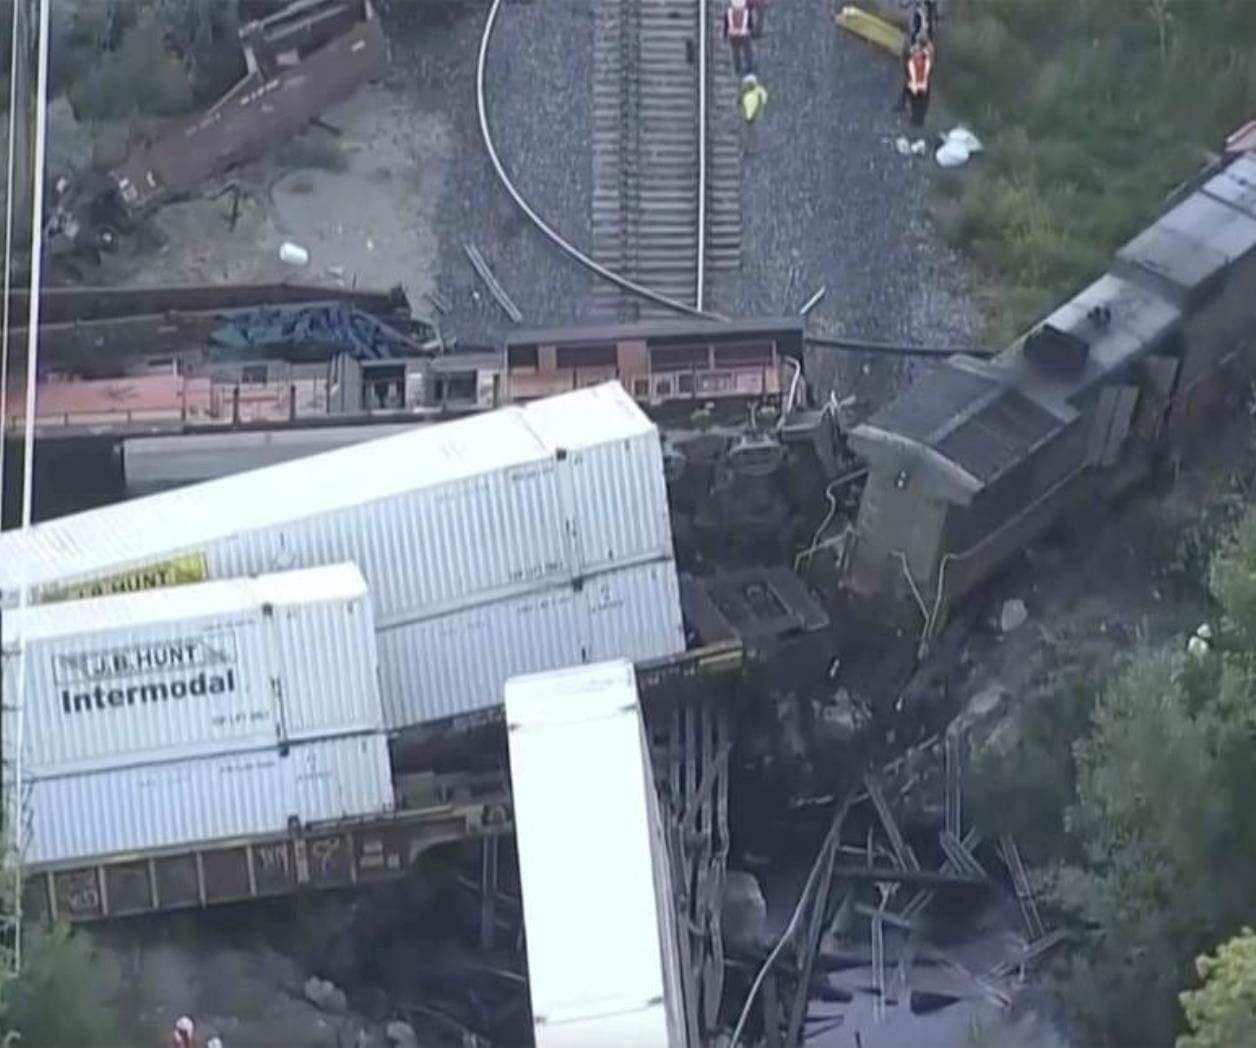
[590,0,741,319]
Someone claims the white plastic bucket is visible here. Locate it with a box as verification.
[279,241,310,267]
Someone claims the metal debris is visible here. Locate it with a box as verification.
[798,287,827,316]
[463,243,524,323]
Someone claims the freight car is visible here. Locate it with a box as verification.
[5,317,804,436]
[17,564,831,925]
[503,317,802,421]
[845,148,1256,635]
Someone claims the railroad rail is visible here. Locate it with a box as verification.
[590,0,740,319]
[476,0,726,321]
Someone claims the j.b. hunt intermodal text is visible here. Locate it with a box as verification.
[52,634,236,686]
[60,667,237,715]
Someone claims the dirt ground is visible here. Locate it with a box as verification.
[80,80,450,301]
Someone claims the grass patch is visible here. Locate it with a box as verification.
[935,0,1256,343]
[67,16,194,120]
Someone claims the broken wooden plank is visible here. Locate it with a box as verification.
[830,865,982,888]
[999,834,1045,941]
[864,774,920,872]
[939,830,987,881]
[988,927,1070,981]
[900,826,982,921]
[785,835,840,1046]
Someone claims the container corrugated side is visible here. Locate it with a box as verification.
[505,660,676,1048]
[4,564,384,776]
[556,429,673,576]
[21,733,394,867]
[376,558,685,729]
[522,383,674,574]
[0,385,669,614]
[0,404,560,607]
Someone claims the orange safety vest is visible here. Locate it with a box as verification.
[725,7,750,38]
[907,48,932,94]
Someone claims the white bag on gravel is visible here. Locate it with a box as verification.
[935,125,984,168]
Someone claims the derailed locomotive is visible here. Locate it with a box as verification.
[845,149,1256,631]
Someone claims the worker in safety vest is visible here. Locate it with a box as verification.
[739,74,768,124]
[899,41,933,127]
[905,0,938,49]
[172,1016,196,1048]
[724,0,753,76]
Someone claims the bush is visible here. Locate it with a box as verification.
[935,0,1256,340]
[0,923,130,1046]
[68,16,194,120]
[969,507,1256,1044]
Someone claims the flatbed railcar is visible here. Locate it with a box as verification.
[19,564,831,925]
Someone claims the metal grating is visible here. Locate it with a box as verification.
[861,364,997,446]
[934,388,1062,484]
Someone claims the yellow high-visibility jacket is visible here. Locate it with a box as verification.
[740,83,768,123]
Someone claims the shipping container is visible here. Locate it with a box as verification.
[20,733,394,868]
[0,384,672,621]
[2,563,382,777]
[378,558,685,727]
[505,661,690,1048]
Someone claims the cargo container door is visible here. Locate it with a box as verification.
[260,601,291,745]
[554,451,584,578]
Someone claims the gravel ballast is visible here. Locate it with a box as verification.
[394,0,979,407]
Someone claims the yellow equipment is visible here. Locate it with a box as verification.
[835,5,906,57]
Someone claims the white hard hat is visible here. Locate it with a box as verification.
[742,74,758,85]
[207,1038,224,1048]
[176,1016,195,1035]
[731,0,747,8]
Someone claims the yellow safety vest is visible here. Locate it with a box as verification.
[740,85,766,123]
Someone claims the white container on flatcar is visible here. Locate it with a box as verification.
[0,384,673,622]
[20,733,394,868]
[2,563,383,777]
[505,660,689,1048]
[377,558,685,728]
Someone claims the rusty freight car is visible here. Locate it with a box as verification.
[503,317,804,420]
[45,1,388,262]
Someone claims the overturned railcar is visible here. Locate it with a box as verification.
[845,151,1256,625]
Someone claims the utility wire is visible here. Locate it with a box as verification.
[805,334,980,358]
[9,0,53,976]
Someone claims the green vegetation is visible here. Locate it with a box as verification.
[1178,927,1256,1048]
[0,854,127,1046]
[52,0,242,123]
[934,0,1256,343]
[970,511,1256,1044]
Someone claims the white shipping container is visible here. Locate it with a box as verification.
[20,733,394,867]
[505,661,689,1048]
[378,558,685,728]
[0,384,673,626]
[2,563,383,777]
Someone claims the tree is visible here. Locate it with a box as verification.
[1178,928,1256,1048]
[969,509,1256,1044]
